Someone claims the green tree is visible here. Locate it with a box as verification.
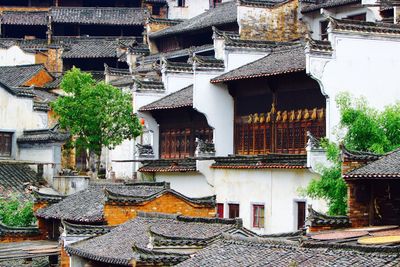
[51,67,142,172]
[0,194,35,227]
[305,92,400,215]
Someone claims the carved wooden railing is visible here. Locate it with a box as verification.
[160,127,213,159]
[235,107,325,155]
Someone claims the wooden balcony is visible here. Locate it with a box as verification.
[160,127,213,159]
[235,107,325,155]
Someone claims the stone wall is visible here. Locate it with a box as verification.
[45,48,63,73]
[104,192,215,225]
[238,0,305,41]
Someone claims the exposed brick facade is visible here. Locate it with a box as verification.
[24,69,53,87]
[104,192,215,225]
[347,182,370,227]
[45,48,63,73]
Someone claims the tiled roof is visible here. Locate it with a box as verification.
[148,17,183,26]
[0,11,48,26]
[211,154,307,169]
[178,234,400,266]
[0,81,36,98]
[306,206,350,227]
[0,162,40,195]
[330,17,400,35]
[50,7,148,25]
[43,76,62,89]
[66,212,245,266]
[344,148,400,180]
[191,55,225,71]
[139,159,197,172]
[341,145,381,162]
[61,38,131,59]
[0,222,40,238]
[306,38,333,55]
[35,182,168,223]
[139,85,193,111]
[141,44,214,64]
[62,220,114,236]
[239,0,290,7]
[149,1,237,39]
[17,125,69,145]
[135,78,165,91]
[211,44,305,83]
[0,64,46,87]
[301,0,361,13]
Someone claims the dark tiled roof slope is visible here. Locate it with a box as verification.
[17,125,69,144]
[50,7,148,25]
[0,64,45,87]
[211,154,307,169]
[66,213,241,266]
[330,17,400,35]
[35,183,166,223]
[344,149,400,179]
[139,85,193,111]
[301,0,361,13]
[139,159,197,172]
[62,221,114,236]
[239,0,289,7]
[1,11,48,25]
[177,235,400,266]
[149,1,237,39]
[211,44,305,83]
[62,39,124,59]
[306,206,350,227]
[341,145,381,162]
[0,162,39,195]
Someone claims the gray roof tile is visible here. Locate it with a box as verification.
[0,64,46,87]
[301,0,361,13]
[149,1,237,39]
[139,85,192,111]
[50,7,148,25]
[1,11,48,26]
[0,162,39,196]
[211,44,305,83]
[344,149,400,180]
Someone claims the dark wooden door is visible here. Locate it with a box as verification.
[228,204,240,218]
[297,201,306,229]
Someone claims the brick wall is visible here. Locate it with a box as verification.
[342,160,365,176]
[46,48,63,73]
[238,0,305,41]
[347,182,370,227]
[104,192,215,225]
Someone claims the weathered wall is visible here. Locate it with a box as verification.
[238,0,304,41]
[347,182,370,227]
[166,0,210,20]
[104,192,215,225]
[307,30,400,140]
[0,46,36,66]
[45,48,63,73]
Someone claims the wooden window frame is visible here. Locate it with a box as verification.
[252,204,265,228]
[228,203,240,219]
[0,131,13,157]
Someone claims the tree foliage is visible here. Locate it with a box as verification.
[0,194,35,227]
[51,67,142,170]
[305,92,400,215]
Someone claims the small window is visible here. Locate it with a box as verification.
[152,5,161,15]
[320,20,329,40]
[217,203,224,218]
[177,0,185,7]
[0,132,12,157]
[346,13,366,21]
[253,205,265,228]
[228,203,239,218]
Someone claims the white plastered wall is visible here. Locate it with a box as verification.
[0,46,36,67]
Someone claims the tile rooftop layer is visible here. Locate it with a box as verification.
[138,159,197,172]
[0,162,39,196]
[177,234,400,266]
[1,11,48,25]
[149,1,237,39]
[211,44,305,83]
[66,212,242,266]
[0,64,46,87]
[344,148,400,179]
[301,0,361,13]
[211,154,307,169]
[139,84,193,111]
[50,7,148,25]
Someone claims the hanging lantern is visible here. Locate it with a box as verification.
[140,118,145,126]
